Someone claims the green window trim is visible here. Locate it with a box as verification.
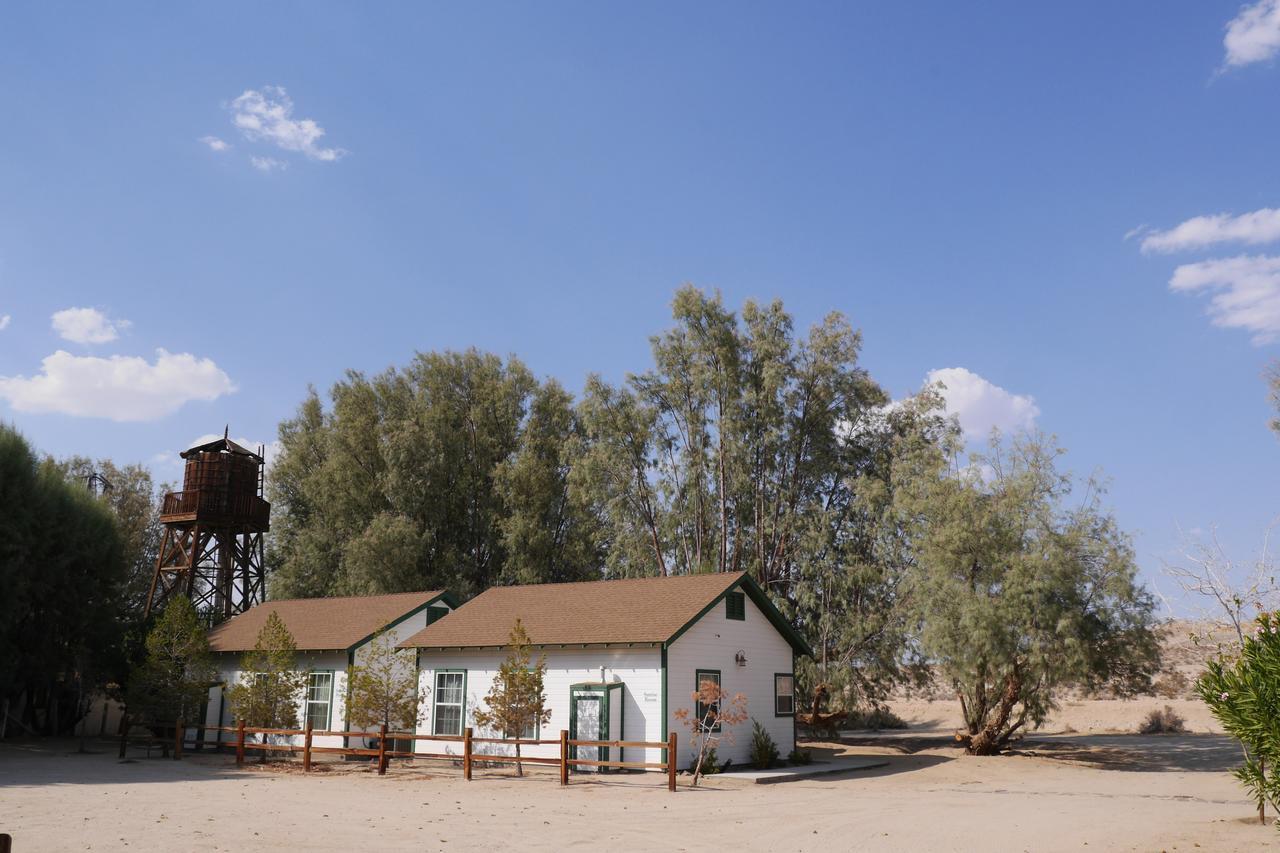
[725,591,746,621]
[432,669,467,737]
[774,673,795,717]
[694,669,722,732]
[306,670,335,731]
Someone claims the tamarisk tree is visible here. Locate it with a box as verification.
[899,431,1159,755]
[126,597,215,726]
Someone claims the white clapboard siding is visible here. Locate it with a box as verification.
[416,647,665,764]
[665,591,795,767]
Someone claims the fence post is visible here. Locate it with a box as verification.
[667,732,677,792]
[463,727,472,780]
[236,719,246,767]
[118,714,128,759]
[559,730,569,786]
[377,723,388,775]
[174,719,184,760]
[303,719,313,772]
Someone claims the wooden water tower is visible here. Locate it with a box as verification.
[144,432,270,621]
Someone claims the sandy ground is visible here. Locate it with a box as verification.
[886,696,1223,736]
[1,729,1275,853]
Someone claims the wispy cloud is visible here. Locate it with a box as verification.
[51,307,129,344]
[249,155,287,173]
[230,86,346,162]
[1140,208,1280,253]
[924,367,1039,441]
[200,135,230,152]
[0,315,9,331]
[1169,254,1280,344]
[1225,0,1280,68]
[0,349,236,421]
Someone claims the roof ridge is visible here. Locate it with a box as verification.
[254,589,442,606]
[478,571,746,594]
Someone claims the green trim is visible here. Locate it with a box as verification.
[426,605,450,625]
[431,669,467,736]
[663,574,813,658]
[306,670,336,730]
[345,591,459,654]
[695,669,722,733]
[725,591,745,620]
[773,672,795,717]
[660,646,668,743]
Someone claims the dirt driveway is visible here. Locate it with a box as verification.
[0,735,1274,852]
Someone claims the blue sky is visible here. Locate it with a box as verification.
[3,1,1280,604]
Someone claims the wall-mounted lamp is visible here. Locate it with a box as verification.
[735,650,747,667]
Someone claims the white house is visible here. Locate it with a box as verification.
[399,572,811,770]
[201,589,457,749]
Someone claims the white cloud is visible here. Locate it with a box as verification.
[50,306,129,344]
[1169,254,1280,343]
[925,367,1040,441]
[1140,208,1280,253]
[0,349,236,421]
[1225,0,1280,68]
[200,135,230,152]
[0,315,9,331]
[230,86,346,162]
[249,155,287,173]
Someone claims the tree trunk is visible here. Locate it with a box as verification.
[964,672,1021,756]
[515,740,523,778]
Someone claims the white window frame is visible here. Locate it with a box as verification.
[432,670,466,736]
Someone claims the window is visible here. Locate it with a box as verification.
[306,671,333,730]
[694,669,722,732]
[725,591,745,621]
[432,671,466,736]
[426,605,449,625]
[774,674,795,717]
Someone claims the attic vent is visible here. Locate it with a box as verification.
[427,605,449,625]
[725,591,745,621]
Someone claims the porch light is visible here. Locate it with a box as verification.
[735,650,747,667]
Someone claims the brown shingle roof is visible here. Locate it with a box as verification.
[398,573,748,649]
[208,590,448,653]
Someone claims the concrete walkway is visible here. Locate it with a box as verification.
[725,756,890,784]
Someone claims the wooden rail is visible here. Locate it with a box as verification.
[188,721,679,790]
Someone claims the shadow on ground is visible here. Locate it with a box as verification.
[0,739,250,787]
[1015,733,1241,773]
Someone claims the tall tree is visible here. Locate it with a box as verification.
[898,431,1160,755]
[268,350,598,599]
[0,425,129,737]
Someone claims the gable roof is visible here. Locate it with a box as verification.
[208,590,453,653]
[398,572,811,656]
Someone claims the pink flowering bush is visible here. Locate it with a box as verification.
[1197,611,1280,826]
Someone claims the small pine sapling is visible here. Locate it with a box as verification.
[225,612,309,761]
[472,619,551,777]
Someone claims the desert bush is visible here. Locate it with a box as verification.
[1152,669,1191,699]
[845,706,908,731]
[788,748,813,765]
[749,719,779,769]
[1138,705,1187,734]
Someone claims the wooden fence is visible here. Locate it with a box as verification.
[182,720,678,792]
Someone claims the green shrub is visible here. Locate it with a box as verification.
[845,706,908,731]
[749,719,779,769]
[1137,705,1187,734]
[696,746,720,775]
[788,748,812,765]
[1198,611,1280,826]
